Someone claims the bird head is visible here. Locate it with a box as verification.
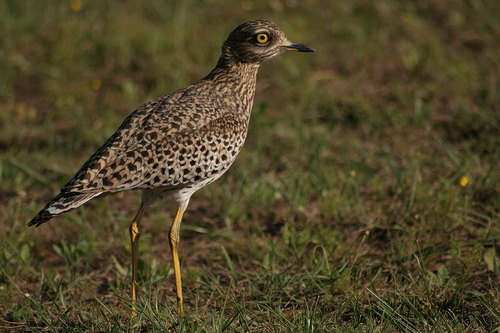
[220,20,315,65]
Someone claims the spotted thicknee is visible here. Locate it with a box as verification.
[28,20,314,316]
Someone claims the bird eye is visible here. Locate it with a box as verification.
[255,33,269,44]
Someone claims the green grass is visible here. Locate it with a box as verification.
[1,0,499,331]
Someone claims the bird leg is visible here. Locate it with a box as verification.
[129,202,145,318]
[169,207,185,316]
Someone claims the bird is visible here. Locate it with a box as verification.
[28,19,314,316]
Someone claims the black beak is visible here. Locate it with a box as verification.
[284,42,316,52]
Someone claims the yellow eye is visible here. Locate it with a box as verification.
[256,33,269,44]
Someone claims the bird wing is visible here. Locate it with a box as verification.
[59,90,243,194]
[59,95,170,193]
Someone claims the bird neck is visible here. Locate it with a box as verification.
[206,61,260,82]
[207,44,261,79]
[203,55,260,121]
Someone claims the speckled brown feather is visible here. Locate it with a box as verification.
[28,20,311,226]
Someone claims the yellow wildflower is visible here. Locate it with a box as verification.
[71,0,83,12]
[459,176,469,187]
[91,79,102,91]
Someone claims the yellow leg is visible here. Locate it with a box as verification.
[169,207,185,316]
[129,202,145,318]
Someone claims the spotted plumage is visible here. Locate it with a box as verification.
[28,19,314,315]
[28,20,314,227]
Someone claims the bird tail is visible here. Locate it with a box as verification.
[27,191,102,227]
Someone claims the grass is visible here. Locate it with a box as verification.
[1,0,499,331]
